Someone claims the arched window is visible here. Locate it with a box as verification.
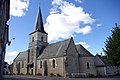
[53,59,55,68]
[41,36,43,42]
[40,61,42,68]
[28,49,30,63]
[87,62,90,69]
[22,61,24,68]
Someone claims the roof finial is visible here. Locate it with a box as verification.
[38,1,40,8]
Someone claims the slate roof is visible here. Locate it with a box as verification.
[76,44,94,57]
[34,6,46,34]
[37,38,71,59]
[96,54,108,66]
[14,51,27,61]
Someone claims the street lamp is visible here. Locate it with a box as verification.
[8,38,15,46]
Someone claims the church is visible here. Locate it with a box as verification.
[12,6,120,77]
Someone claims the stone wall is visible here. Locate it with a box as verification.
[106,66,120,76]
[66,38,80,76]
[37,57,64,77]
[13,60,27,75]
[79,57,97,77]
[13,62,17,74]
[29,32,47,43]
[96,66,106,76]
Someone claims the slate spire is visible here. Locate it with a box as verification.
[34,6,46,33]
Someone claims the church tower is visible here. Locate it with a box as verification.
[29,6,48,48]
[27,6,48,75]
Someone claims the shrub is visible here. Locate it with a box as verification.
[57,73,61,77]
[50,73,56,77]
[20,73,23,75]
[89,74,94,77]
[37,73,42,76]
[13,73,16,75]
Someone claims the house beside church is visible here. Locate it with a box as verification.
[12,6,120,77]
[95,54,120,76]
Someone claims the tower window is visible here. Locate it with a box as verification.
[87,62,90,69]
[53,59,55,68]
[32,37,34,42]
[40,61,42,68]
[41,36,43,42]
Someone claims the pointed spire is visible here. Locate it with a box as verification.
[34,6,46,33]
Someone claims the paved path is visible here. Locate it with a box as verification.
[3,75,120,80]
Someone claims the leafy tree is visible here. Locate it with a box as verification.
[103,24,120,67]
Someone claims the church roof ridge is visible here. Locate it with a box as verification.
[49,38,71,46]
[37,38,72,59]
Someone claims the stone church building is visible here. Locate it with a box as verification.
[12,6,120,77]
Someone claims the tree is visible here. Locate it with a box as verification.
[104,24,120,67]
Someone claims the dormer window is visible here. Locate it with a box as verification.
[32,37,34,42]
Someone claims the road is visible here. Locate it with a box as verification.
[3,75,120,80]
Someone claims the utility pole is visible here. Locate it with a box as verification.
[0,0,10,79]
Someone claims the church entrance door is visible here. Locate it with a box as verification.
[31,69,33,75]
[16,63,20,75]
[43,60,48,76]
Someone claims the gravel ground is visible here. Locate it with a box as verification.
[3,75,120,80]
